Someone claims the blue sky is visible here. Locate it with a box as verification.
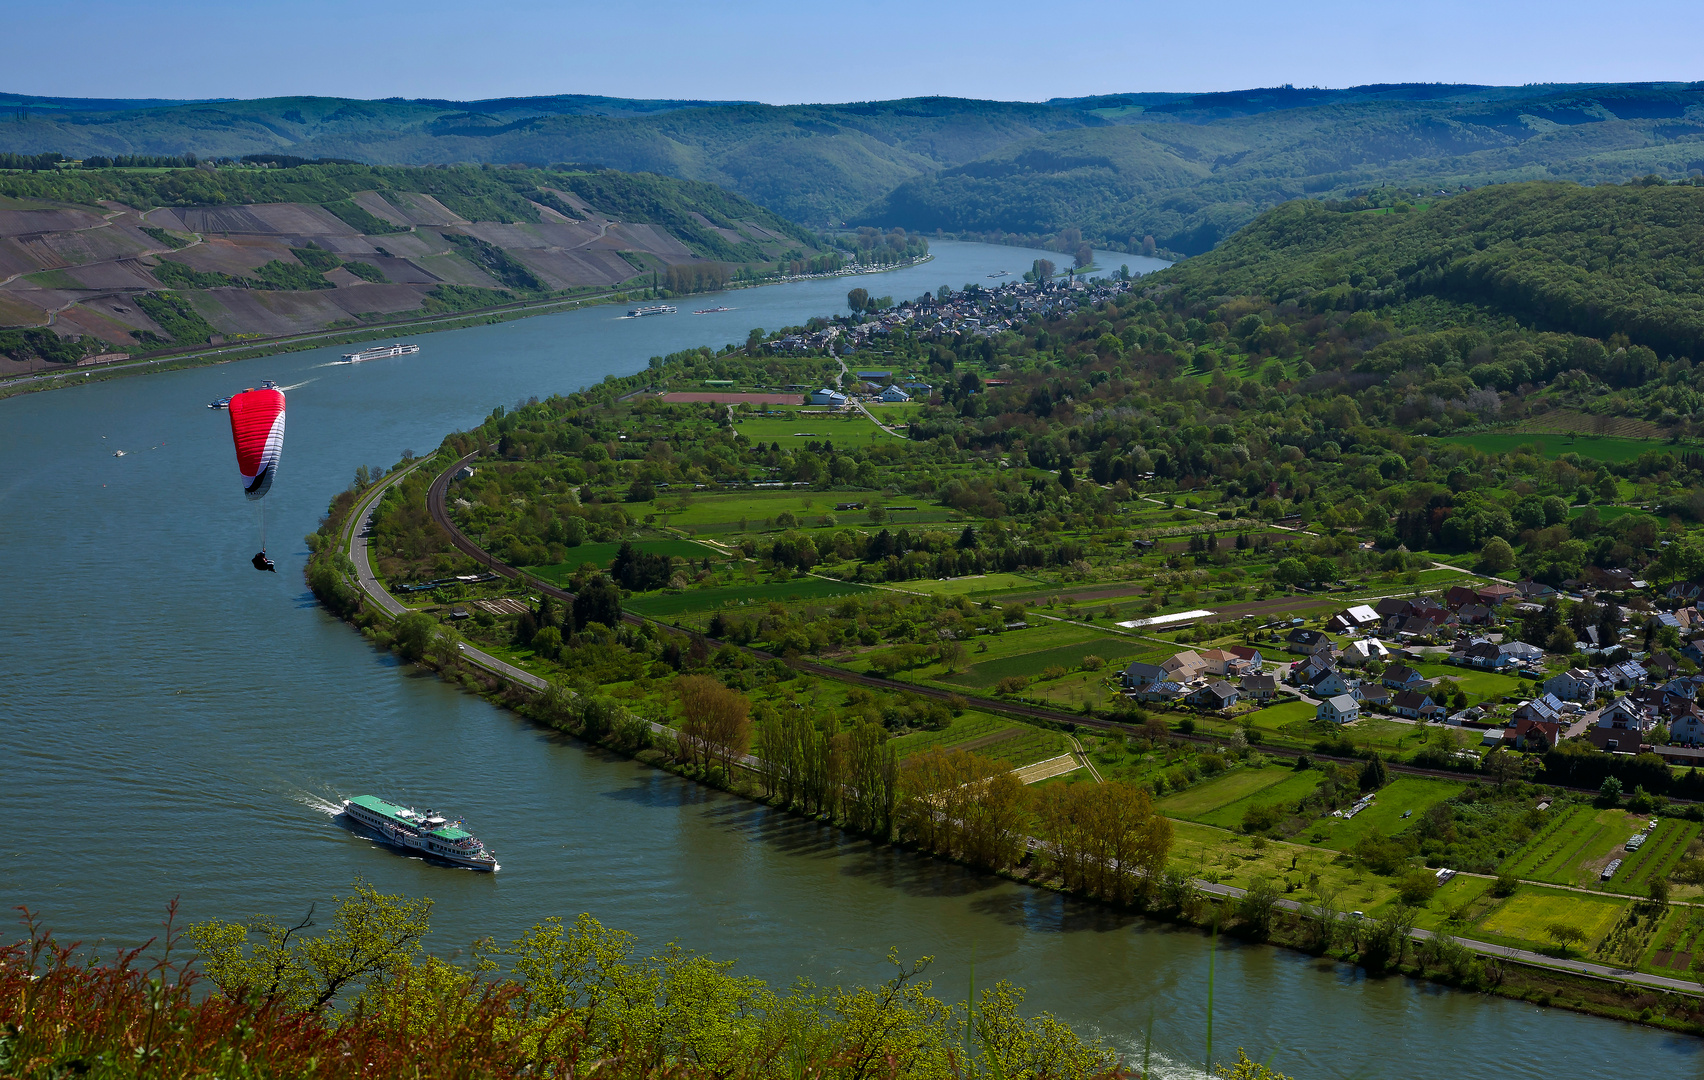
[6,0,1701,103]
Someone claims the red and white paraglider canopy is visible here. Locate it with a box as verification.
[228,388,286,500]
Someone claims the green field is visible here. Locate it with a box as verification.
[1431,433,1689,464]
[527,538,724,582]
[625,491,868,529]
[888,713,1069,768]
[1602,819,1700,894]
[1413,663,1526,705]
[1477,885,1626,950]
[624,576,872,618]
[1195,769,1325,830]
[940,636,1142,688]
[897,573,1043,597]
[1500,807,1642,888]
[1242,700,1317,732]
[732,414,895,446]
[1158,766,1298,820]
[1305,777,1466,851]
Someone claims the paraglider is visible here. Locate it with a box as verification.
[227,386,286,572]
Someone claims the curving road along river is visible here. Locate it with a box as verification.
[1,241,1698,1079]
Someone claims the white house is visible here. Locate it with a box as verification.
[1340,639,1390,666]
[878,385,911,403]
[1318,694,1361,725]
[1544,668,1604,702]
[810,388,848,406]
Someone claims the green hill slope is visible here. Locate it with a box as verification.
[1159,179,1704,360]
[866,84,1704,253]
[0,96,1100,225]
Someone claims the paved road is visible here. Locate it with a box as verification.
[342,463,550,692]
[1193,878,1703,996]
[345,465,418,618]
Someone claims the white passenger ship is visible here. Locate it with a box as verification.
[339,795,499,871]
[340,343,421,363]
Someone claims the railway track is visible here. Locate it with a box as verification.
[424,446,1610,794]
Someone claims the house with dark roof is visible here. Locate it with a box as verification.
[1187,680,1240,710]
[1239,673,1278,701]
[1122,661,1166,690]
[1382,664,1428,691]
[1392,691,1443,720]
[1311,669,1354,697]
[1286,628,1333,655]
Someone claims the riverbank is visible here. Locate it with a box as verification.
[0,253,931,402]
[311,453,1704,1040]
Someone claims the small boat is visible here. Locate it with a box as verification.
[113,450,125,457]
[626,304,677,317]
[693,306,733,314]
[208,397,230,409]
[341,343,420,364]
[339,795,499,872]
[987,270,1009,278]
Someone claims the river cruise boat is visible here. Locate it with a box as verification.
[693,306,733,314]
[627,304,677,317]
[340,342,420,363]
[339,795,499,871]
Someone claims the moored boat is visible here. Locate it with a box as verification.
[339,795,499,871]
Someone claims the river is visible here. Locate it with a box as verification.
[1,240,1695,1079]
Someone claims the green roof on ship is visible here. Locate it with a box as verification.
[350,795,473,839]
[350,794,414,821]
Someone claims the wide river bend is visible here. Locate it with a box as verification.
[1,242,1695,1078]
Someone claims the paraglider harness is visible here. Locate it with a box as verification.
[252,551,276,573]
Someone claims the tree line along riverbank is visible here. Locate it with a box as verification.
[298,372,1704,1037]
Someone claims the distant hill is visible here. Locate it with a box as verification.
[0,95,1100,225]
[0,163,833,372]
[4,84,1702,247]
[869,83,1704,252]
[1155,178,1704,361]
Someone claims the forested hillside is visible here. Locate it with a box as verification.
[0,95,1099,225]
[866,84,1704,253]
[5,84,1702,236]
[1161,180,1704,363]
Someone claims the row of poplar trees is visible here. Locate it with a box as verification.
[738,699,1173,901]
